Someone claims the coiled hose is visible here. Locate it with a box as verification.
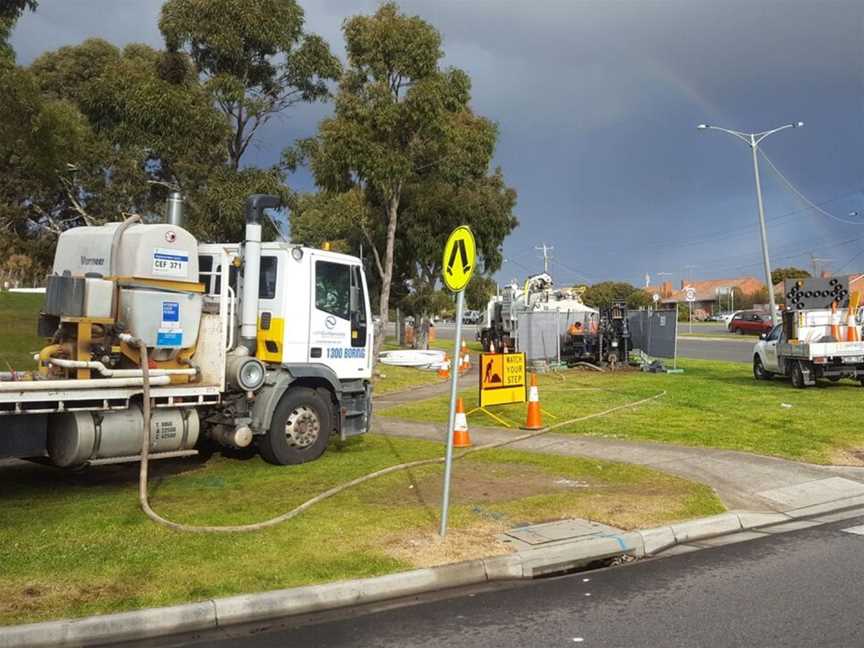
[131,336,665,534]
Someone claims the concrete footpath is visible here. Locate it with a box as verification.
[374,415,864,514]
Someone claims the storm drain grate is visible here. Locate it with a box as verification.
[503,519,621,547]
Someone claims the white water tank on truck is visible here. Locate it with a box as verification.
[51,221,202,350]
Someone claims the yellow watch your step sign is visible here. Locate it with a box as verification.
[441,225,476,293]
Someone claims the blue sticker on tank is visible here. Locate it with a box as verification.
[156,330,183,346]
[162,301,179,322]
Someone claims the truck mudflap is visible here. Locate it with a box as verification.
[799,362,817,386]
[0,415,47,460]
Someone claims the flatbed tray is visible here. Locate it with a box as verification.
[778,340,864,360]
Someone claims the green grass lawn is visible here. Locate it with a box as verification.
[0,434,721,625]
[382,359,864,464]
[427,336,483,353]
[0,292,43,371]
[373,363,447,395]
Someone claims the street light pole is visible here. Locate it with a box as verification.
[749,137,775,325]
[698,121,804,326]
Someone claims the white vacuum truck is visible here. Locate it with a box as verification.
[0,194,373,467]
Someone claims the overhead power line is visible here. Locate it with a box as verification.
[759,150,864,226]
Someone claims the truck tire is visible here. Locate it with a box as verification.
[753,356,773,380]
[258,387,332,465]
[791,361,807,389]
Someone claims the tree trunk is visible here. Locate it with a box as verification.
[373,192,400,361]
[416,313,430,350]
[396,307,405,346]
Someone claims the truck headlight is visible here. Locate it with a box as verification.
[227,355,266,392]
[239,359,265,391]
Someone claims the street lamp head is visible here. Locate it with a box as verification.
[697,124,709,129]
[794,121,804,128]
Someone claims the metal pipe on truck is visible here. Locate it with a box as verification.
[240,195,281,354]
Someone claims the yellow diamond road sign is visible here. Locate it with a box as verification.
[442,226,476,293]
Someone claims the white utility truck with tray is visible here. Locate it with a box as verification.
[0,194,374,467]
[753,276,864,388]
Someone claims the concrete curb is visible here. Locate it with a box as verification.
[635,511,793,556]
[0,508,828,648]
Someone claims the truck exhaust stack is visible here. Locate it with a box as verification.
[240,194,280,354]
[165,191,184,227]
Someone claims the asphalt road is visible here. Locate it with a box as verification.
[153,515,864,648]
[676,337,753,363]
[678,322,731,335]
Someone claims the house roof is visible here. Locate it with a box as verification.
[660,276,765,303]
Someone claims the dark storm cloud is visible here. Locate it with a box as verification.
[12,0,864,286]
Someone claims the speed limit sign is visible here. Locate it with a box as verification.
[652,293,660,304]
[685,288,696,303]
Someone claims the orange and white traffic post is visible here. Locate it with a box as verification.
[437,354,451,379]
[452,397,472,448]
[523,372,543,430]
[847,306,859,342]
[461,340,471,373]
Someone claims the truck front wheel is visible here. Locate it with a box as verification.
[258,387,332,465]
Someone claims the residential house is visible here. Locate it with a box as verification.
[646,276,765,315]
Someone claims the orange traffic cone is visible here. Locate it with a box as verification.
[847,307,859,342]
[453,397,472,448]
[831,302,841,340]
[523,372,543,430]
[437,354,451,379]
[461,340,471,372]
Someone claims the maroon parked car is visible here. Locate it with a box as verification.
[728,310,773,335]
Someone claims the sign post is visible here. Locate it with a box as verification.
[439,225,476,538]
[685,287,696,334]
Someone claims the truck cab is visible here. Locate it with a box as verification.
[753,323,783,379]
[197,239,374,465]
[198,244,372,378]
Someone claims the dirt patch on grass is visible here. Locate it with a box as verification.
[363,462,589,508]
[381,522,514,568]
[378,488,702,568]
[0,580,135,624]
[828,448,864,466]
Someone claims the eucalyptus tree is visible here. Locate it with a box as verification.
[160,0,341,170]
[296,2,483,354]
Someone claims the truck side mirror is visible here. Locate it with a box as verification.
[759,333,767,340]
